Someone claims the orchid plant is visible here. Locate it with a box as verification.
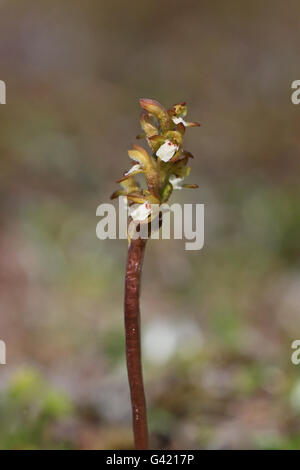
[111,98,199,450]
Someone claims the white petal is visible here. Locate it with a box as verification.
[169,175,184,190]
[124,164,142,176]
[129,202,151,221]
[172,116,187,126]
[156,140,178,162]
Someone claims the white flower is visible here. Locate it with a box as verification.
[156,140,178,162]
[129,201,151,221]
[172,116,188,126]
[169,175,184,190]
[124,164,142,176]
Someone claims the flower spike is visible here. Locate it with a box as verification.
[113,98,200,230]
[114,98,201,451]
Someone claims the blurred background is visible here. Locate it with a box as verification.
[0,0,300,450]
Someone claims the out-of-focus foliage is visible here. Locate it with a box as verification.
[0,368,72,449]
[0,0,300,449]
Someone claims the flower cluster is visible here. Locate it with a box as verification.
[111,98,199,225]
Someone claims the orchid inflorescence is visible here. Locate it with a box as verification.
[111,98,200,231]
[118,99,200,449]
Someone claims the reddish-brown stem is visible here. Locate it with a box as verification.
[124,237,149,450]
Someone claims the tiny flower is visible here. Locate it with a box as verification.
[139,98,172,132]
[124,164,142,176]
[172,116,188,126]
[169,175,184,190]
[129,201,151,221]
[156,140,179,162]
[173,116,200,128]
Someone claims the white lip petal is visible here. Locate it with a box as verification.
[129,202,151,221]
[172,116,187,126]
[156,140,178,162]
[124,164,142,176]
[169,175,184,190]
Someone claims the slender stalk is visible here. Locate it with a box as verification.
[124,237,149,449]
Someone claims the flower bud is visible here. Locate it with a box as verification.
[139,98,172,132]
